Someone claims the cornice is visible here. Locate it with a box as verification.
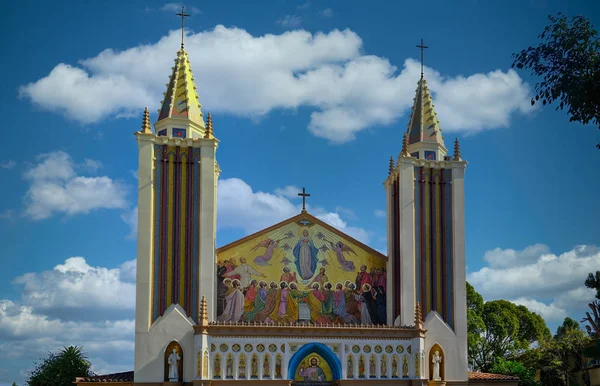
[135,134,218,148]
[196,322,425,339]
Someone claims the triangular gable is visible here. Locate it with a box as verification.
[215,212,388,324]
[217,211,386,262]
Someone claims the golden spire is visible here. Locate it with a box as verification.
[204,113,214,139]
[176,6,190,49]
[388,156,395,176]
[400,132,410,157]
[415,301,423,328]
[453,137,461,161]
[199,295,209,327]
[140,107,152,134]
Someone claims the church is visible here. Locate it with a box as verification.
[75,12,520,386]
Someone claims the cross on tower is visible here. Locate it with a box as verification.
[416,38,429,79]
[176,6,191,49]
[298,187,310,213]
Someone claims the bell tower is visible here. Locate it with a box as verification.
[133,13,219,381]
[384,40,468,382]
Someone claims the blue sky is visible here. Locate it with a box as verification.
[0,0,599,383]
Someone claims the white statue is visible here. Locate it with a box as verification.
[168,348,181,381]
[432,350,442,380]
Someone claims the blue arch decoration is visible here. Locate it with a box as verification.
[287,342,342,381]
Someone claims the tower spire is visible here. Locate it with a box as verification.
[176,6,190,49]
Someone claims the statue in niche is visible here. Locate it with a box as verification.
[432,350,443,380]
[380,356,387,378]
[239,354,247,378]
[213,353,221,378]
[275,355,282,378]
[251,355,259,378]
[392,356,398,378]
[263,355,271,378]
[402,355,409,378]
[415,353,420,378]
[226,354,233,378]
[167,348,181,381]
[358,355,365,378]
[347,356,354,378]
[202,351,209,378]
[197,352,201,377]
[369,355,376,378]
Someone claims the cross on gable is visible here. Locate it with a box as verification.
[298,187,310,213]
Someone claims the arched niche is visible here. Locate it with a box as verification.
[287,342,342,381]
[164,341,183,382]
[428,343,445,381]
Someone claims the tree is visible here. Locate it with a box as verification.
[582,272,600,337]
[511,13,600,149]
[538,319,591,386]
[490,357,540,386]
[466,282,551,372]
[27,346,94,386]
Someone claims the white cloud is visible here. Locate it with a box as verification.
[374,209,386,218]
[469,244,599,325]
[320,8,333,17]
[274,185,302,199]
[297,2,310,10]
[120,206,138,239]
[511,298,568,322]
[217,178,371,244]
[13,257,136,316]
[0,257,136,382]
[23,151,128,220]
[0,160,16,170]
[81,158,103,173]
[19,27,533,143]
[160,3,200,14]
[277,15,302,28]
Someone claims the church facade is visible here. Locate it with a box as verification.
[76,35,519,386]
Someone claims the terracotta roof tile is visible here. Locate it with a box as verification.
[75,371,133,383]
[469,371,520,381]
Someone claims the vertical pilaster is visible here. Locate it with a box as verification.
[451,163,468,380]
[399,160,416,326]
[134,133,155,373]
[198,139,218,322]
[385,179,393,325]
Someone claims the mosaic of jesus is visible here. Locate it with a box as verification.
[216,216,387,325]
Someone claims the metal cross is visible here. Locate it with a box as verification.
[176,6,191,49]
[298,187,310,213]
[416,38,429,78]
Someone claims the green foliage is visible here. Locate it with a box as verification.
[490,358,540,386]
[538,321,591,386]
[511,13,600,149]
[466,282,550,372]
[27,346,94,386]
[585,271,600,299]
[582,272,600,337]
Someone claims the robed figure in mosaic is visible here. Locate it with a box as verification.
[293,229,319,280]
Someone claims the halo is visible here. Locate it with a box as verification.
[324,281,332,289]
[297,227,311,238]
[307,355,320,366]
[279,280,288,288]
[362,283,371,292]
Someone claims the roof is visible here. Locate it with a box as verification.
[406,77,445,147]
[216,211,387,262]
[75,371,133,383]
[468,371,520,381]
[156,47,205,131]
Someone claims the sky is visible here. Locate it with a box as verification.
[0,0,599,383]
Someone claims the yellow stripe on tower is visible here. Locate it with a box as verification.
[179,152,187,305]
[435,174,442,314]
[166,150,175,308]
[424,170,431,315]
